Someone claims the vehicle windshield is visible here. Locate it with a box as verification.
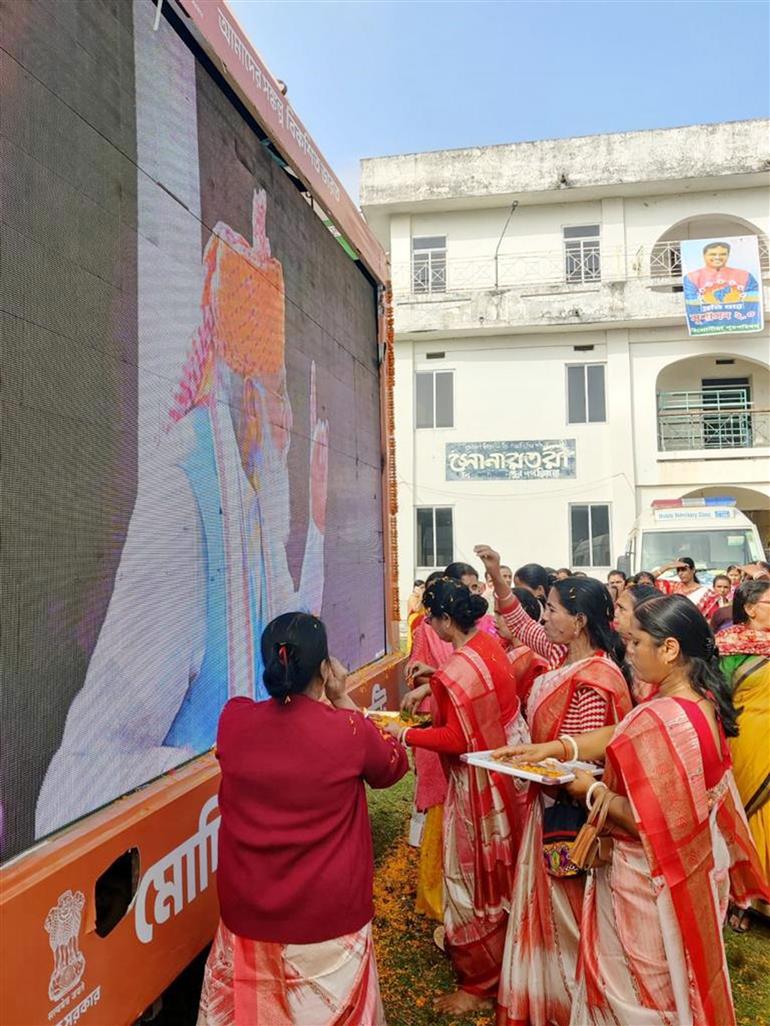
[640,529,762,583]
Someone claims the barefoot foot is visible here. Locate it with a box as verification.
[434,989,493,1015]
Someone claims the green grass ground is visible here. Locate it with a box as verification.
[368,773,770,1026]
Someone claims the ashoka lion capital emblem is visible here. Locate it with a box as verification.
[45,889,86,1001]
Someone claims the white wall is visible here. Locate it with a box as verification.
[623,187,769,274]
[385,165,770,613]
[396,333,625,608]
[397,186,768,283]
[630,332,770,488]
[394,325,770,612]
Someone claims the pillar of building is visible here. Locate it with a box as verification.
[601,197,626,281]
[605,328,638,564]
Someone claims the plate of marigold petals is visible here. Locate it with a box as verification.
[461,752,603,785]
[365,709,432,729]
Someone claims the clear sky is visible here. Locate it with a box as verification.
[228,0,770,202]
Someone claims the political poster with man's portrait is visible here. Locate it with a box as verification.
[681,236,764,336]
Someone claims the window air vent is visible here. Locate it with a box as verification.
[426,352,445,360]
[573,344,594,352]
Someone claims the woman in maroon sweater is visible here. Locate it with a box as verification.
[197,612,408,1026]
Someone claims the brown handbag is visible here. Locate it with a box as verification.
[571,785,615,870]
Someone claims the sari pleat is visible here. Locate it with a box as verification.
[436,631,530,997]
[197,921,384,1026]
[497,655,631,1026]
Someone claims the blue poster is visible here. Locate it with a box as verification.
[446,439,576,480]
[681,236,763,336]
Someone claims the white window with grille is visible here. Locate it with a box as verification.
[563,225,601,284]
[412,236,446,293]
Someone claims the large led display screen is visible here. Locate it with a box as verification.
[0,0,386,860]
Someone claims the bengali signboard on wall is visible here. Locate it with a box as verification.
[446,440,576,481]
[681,236,764,336]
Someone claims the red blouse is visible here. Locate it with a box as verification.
[408,630,520,755]
[215,695,408,943]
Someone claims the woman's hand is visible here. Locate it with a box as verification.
[475,545,512,601]
[401,683,430,714]
[406,661,436,687]
[491,741,562,763]
[741,562,770,580]
[563,768,596,802]
[322,656,349,704]
[474,544,502,576]
[656,560,686,576]
[380,720,403,739]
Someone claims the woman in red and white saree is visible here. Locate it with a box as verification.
[477,551,632,1026]
[550,594,769,1026]
[383,577,529,1016]
[653,557,719,621]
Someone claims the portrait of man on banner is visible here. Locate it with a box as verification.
[681,235,764,336]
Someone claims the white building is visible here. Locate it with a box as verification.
[360,120,770,612]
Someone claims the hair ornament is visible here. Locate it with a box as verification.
[278,643,289,667]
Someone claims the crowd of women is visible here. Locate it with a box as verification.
[196,551,770,1026]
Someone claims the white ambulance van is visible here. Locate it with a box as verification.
[617,498,765,585]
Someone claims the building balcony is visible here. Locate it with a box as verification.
[391,241,770,335]
[657,389,770,456]
[394,247,611,298]
[648,236,769,285]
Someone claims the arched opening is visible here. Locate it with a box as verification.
[681,486,770,555]
[656,353,770,452]
[649,214,769,290]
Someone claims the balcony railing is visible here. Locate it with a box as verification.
[650,235,770,279]
[392,236,770,297]
[396,246,622,295]
[657,389,770,452]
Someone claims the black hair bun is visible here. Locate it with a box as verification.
[260,613,329,702]
[423,578,488,632]
[449,589,488,632]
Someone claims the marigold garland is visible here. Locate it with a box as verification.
[383,282,400,626]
